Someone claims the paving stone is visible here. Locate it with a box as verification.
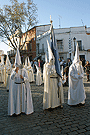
[78,125,86,129]
[68,131,78,135]
[77,129,86,133]
[65,122,72,126]
[85,127,90,131]
[42,130,52,134]
[61,129,71,134]
[51,132,61,135]
[71,124,79,127]
[85,123,90,126]
[85,131,90,135]
[63,125,71,129]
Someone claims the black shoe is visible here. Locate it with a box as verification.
[48,108,53,111]
[12,113,21,117]
[69,105,78,107]
[79,103,85,106]
[12,113,17,117]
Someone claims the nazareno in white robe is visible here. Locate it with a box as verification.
[36,67,43,86]
[68,43,86,105]
[8,68,34,116]
[6,66,12,90]
[27,66,35,82]
[68,62,86,105]
[43,62,64,110]
[0,64,4,83]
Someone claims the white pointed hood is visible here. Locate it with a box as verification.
[1,56,4,65]
[15,48,22,67]
[25,56,31,67]
[27,57,31,67]
[73,43,80,64]
[25,57,28,67]
[6,54,11,67]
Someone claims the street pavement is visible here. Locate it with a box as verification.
[0,73,90,135]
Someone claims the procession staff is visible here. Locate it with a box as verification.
[68,43,86,106]
[8,48,34,116]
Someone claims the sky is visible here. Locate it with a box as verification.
[0,0,90,54]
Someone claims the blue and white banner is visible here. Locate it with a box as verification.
[50,23,61,77]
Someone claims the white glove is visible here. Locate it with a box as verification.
[78,75,83,79]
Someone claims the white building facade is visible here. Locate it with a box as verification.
[36,25,90,63]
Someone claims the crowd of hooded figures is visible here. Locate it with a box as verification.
[0,43,88,116]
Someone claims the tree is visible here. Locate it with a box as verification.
[0,0,38,51]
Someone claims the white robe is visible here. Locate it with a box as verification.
[36,67,43,86]
[27,66,35,82]
[0,64,4,83]
[43,63,64,110]
[8,68,34,116]
[6,66,12,89]
[68,62,86,105]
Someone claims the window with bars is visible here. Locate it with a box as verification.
[37,43,39,54]
[77,40,82,51]
[57,40,63,51]
[42,44,44,53]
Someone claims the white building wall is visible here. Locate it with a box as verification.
[36,30,50,61]
[86,34,90,50]
[36,25,90,63]
[85,51,90,62]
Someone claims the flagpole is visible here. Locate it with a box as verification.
[50,16,63,108]
[50,15,53,24]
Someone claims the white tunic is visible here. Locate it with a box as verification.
[8,68,34,116]
[0,64,4,83]
[43,63,63,110]
[68,62,86,105]
[36,67,43,86]
[27,66,35,82]
[6,66,12,89]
